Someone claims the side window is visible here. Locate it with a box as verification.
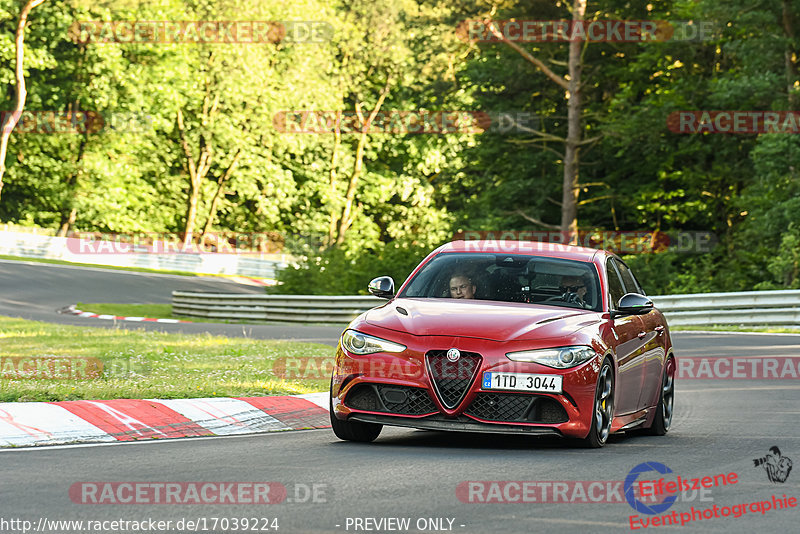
[606,260,625,309]
[614,258,642,295]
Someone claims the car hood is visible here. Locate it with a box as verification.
[364,298,601,342]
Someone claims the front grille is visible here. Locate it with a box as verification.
[425,350,482,409]
[344,384,437,415]
[467,393,529,421]
[465,393,568,424]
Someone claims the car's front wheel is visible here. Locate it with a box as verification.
[583,358,614,448]
[646,357,675,436]
[329,395,382,442]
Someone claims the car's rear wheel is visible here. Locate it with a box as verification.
[329,393,382,442]
[646,357,675,436]
[583,358,614,448]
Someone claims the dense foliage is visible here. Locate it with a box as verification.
[0,0,798,295]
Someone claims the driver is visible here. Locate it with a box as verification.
[559,275,587,305]
[449,273,476,299]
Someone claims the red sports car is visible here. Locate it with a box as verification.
[329,240,676,447]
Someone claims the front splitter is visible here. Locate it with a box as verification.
[349,413,563,436]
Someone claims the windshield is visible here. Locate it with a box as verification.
[399,252,602,311]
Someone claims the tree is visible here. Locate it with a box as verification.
[324,0,406,246]
[480,0,591,240]
[0,0,46,203]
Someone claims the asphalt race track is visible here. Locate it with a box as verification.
[0,259,343,344]
[2,260,800,533]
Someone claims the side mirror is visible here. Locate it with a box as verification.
[611,293,653,318]
[368,276,395,299]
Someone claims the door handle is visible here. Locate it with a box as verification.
[637,331,646,339]
[654,325,665,336]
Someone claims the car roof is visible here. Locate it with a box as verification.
[439,240,604,262]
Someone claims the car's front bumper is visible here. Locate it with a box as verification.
[330,332,604,439]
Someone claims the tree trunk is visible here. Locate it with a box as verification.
[335,78,392,245]
[783,0,799,108]
[561,0,587,243]
[0,0,47,203]
[176,108,212,247]
[201,149,242,239]
[57,126,88,237]
[336,126,367,245]
[488,1,587,239]
[184,187,201,246]
[57,208,77,237]
[326,128,341,247]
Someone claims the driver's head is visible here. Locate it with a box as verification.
[449,273,476,299]
[559,275,587,298]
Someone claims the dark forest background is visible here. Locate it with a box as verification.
[1,0,798,295]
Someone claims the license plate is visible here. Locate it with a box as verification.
[482,372,562,393]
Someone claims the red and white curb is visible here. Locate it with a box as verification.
[59,305,190,324]
[0,393,329,447]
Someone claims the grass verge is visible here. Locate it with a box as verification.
[76,302,273,324]
[77,302,177,321]
[0,315,331,402]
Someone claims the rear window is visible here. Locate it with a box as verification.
[399,253,602,311]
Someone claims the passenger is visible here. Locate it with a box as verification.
[449,273,476,299]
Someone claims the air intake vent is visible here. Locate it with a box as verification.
[345,384,437,415]
[425,350,482,409]
[465,393,568,423]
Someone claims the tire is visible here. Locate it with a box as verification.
[582,358,615,448]
[329,393,382,443]
[646,357,675,436]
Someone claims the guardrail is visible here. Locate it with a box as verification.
[172,289,800,327]
[651,290,800,326]
[172,292,383,323]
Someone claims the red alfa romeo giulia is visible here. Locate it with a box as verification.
[329,240,676,447]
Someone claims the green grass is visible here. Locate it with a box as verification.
[76,302,272,324]
[77,302,176,320]
[673,325,800,334]
[0,315,332,402]
[0,254,197,277]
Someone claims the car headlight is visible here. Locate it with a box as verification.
[341,329,406,355]
[506,346,597,369]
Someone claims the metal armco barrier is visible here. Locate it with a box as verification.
[172,290,800,326]
[172,292,383,323]
[651,290,800,326]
